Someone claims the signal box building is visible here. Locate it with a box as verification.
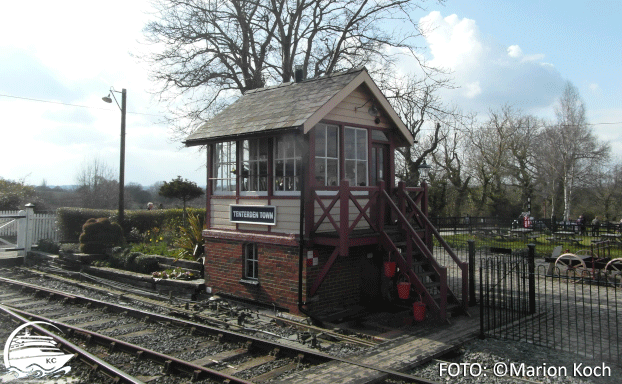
[185,68,468,322]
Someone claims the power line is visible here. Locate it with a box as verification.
[0,93,165,117]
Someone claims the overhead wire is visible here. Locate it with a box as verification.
[0,93,165,117]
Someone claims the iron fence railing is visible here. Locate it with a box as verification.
[479,251,622,366]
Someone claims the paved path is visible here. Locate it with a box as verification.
[276,311,481,383]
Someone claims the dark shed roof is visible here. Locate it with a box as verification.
[184,67,412,146]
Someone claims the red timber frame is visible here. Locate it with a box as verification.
[305,180,469,322]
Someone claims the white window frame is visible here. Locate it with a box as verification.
[274,134,303,196]
[314,123,340,188]
[244,243,259,280]
[241,138,269,196]
[344,126,368,187]
[213,141,237,195]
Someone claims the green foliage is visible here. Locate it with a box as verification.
[173,212,206,260]
[108,247,161,274]
[130,242,176,258]
[56,207,205,242]
[37,238,60,254]
[79,218,124,254]
[158,176,204,210]
[134,254,161,274]
[110,247,132,268]
[0,178,37,210]
[57,208,116,242]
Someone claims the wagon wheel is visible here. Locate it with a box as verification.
[555,253,587,278]
[604,258,622,285]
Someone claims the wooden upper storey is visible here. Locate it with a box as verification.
[185,68,413,236]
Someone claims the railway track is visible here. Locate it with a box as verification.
[0,269,438,383]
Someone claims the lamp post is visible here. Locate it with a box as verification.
[102,88,127,228]
[418,160,431,184]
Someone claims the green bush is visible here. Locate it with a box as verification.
[110,247,131,268]
[56,207,206,242]
[37,238,60,254]
[134,254,160,274]
[57,208,115,242]
[79,218,124,254]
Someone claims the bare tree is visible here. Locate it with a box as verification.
[382,74,464,186]
[536,82,610,221]
[75,158,118,209]
[430,113,475,216]
[141,0,444,138]
[465,105,541,216]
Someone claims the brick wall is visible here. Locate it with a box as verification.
[204,238,383,315]
[204,238,301,313]
[305,245,381,314]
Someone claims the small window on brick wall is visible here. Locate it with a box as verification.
[244,243,258,280]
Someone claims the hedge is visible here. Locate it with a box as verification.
[109,247,161,274]
[57,207,206,242]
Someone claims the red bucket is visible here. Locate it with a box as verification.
[413,295,426,321]
[383,261,396,277]
[397,274,411,299]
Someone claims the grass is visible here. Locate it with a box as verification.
[438,231,622,259]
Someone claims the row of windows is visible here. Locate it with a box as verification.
[213,135,302,194]
[212,124,385,194]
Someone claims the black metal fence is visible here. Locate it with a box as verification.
[479,247,622,365]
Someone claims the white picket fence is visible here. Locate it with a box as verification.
[0,205,58,255]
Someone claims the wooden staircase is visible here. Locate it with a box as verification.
[381,227,464,319]
[379,183,469,321]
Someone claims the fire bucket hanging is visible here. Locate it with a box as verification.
[383,261,396,277]
[397,274,411,299]
[413,294,426,322]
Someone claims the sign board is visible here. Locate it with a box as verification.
[230,205,277,225]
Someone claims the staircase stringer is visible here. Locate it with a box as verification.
[380,231,443,319]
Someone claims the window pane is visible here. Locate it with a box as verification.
[213,141,237,193]
[345,159,355,185]
[315,126,326,156]
[357,161,367,186]
[274,135,302,192]
[327,159,338,186]
[345,128,355,159]
[327,125,338,157]
[315,160,326,186]
[357,130,367,160]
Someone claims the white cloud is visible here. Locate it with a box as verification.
[417,12,566,115]
[464,82,482,98]
[507,45,523,58]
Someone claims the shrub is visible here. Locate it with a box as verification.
[56,207,206,242]
[37,238,60,254]
[79,218,124,254]
[134,254,160,274]
[110,247,131,268]
[57,208,116,242]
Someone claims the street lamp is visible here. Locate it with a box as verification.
[102,87,127,228]
[418,160,431,183]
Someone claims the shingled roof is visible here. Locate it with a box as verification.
[184,67,412,146]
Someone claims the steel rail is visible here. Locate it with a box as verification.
[0,304,144,384]
[0,275,440,384]
[3,305,255,384]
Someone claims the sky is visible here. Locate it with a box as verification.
[1,0,621,188]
